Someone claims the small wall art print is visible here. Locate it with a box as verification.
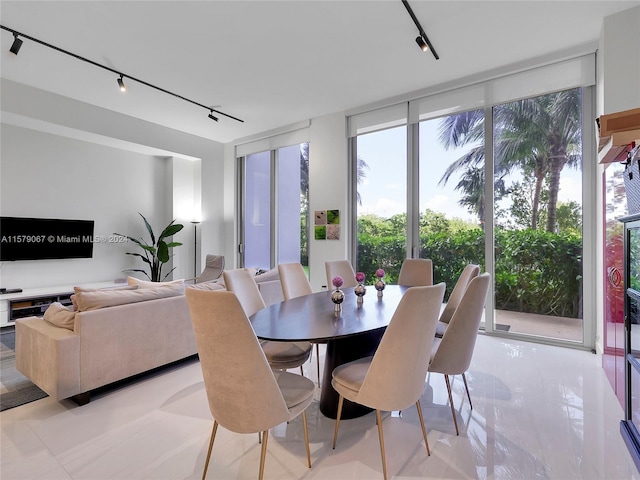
[314,209,340,240]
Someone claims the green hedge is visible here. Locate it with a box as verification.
[357,227,582,318]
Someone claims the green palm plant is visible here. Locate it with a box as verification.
[115,213,184,282]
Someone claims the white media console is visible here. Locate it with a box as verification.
[0,282,118,327]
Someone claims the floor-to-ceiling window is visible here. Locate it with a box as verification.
[354,126,407,282]
[418,113,486,302]
[350,54,595,349]
[240,142,309,272]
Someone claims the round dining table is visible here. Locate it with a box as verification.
[250,284,409,419]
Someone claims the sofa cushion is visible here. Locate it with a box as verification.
[126,276,185,288]
[187,281,226,291]
[43,302,76,330]
[254,267,280,284]
[75,283,185,311]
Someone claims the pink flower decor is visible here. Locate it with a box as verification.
[376,269,385,278]
[332,276,344,288]
[355,272,365,283]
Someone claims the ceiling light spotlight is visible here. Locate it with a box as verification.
[208,111,219,122]
[117,75,126,92]
[9,33,22,55]
[415,35,429,52]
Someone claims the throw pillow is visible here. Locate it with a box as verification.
[43,302,76,330]
[127,276,185,288]
[73,284,139,294]
[187,282,225,291]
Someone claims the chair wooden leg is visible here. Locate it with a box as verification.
[258,429,269,480]
[444,374,460,435]
[332,394,344,449]
[315,343,321,387]
[302,410,311,468]
[300,365,304,375]
[375,409,388,480]
[202,421,218,480]
[415,401,430,456]
[258,432,262,444]
[462,373,472,409]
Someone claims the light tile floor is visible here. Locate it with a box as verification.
[1,334,638,480]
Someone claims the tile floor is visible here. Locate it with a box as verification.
[1,334,639,480]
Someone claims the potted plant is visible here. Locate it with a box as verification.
[115,213,184,282]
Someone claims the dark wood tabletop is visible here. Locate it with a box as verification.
[249,285,409,342]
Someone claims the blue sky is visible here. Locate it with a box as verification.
[356,120,582,223]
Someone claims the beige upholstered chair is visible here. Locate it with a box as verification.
[278,262,324,384]
[325,260,358,289]
[429,273,490,435]
[332,283,446,480]
[195,254,225,283]
[223,269,312,371]
[278,262,313,300]
[435,264,480,338]
[397,258,433,286]
[185,288,314,480]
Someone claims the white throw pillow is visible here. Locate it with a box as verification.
[187,282,225,291]
[127,276,185,288]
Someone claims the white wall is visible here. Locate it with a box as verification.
[308,113,349,291]
[0,124,172,287]
[0,79,225,289]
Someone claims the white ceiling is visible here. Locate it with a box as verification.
[1,0,638,144]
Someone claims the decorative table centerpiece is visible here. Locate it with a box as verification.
[375,268,386,297]
[354,271,366,305]
[331,276,345,315]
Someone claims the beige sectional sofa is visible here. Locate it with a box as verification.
[15,268,284,405]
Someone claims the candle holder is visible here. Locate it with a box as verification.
[375,268,386,297]
[355,282,366,305]
[332,289,345,315]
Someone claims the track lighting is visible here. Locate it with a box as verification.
[9,33,22,55]
[415,35,429,52]
[117,75,126,92]
[401,0,439,60]
[0,24,244,124]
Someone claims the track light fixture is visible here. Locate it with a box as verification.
[401,0,439,60]
[1,24,244,124]
[9,33,22,55]
[415,35,429,52]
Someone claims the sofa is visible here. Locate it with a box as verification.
[15,268,285,405]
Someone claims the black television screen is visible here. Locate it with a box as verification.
[0,217,94,261]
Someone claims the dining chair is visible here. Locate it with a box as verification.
[185,288,314,480]
[435,264,480,338]
[397,258,433,286]
[325,260,358,289]
[223,268,313,372]
[428,273,491,435]
[331,283,446,480]
[278,262,324,385]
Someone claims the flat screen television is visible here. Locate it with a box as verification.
[0,216,94,261]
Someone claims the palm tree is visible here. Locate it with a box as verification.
[438,88,582,232]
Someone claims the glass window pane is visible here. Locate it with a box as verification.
[418,113,485,300]
[355,126,407,283]
[244,151,271,270]
[277,144,308,267]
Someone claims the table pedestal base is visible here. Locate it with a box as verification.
[319,329,385,419]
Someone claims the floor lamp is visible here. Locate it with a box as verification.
[191,221,200,279]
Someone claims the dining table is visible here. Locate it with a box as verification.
[250,284,409,419]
